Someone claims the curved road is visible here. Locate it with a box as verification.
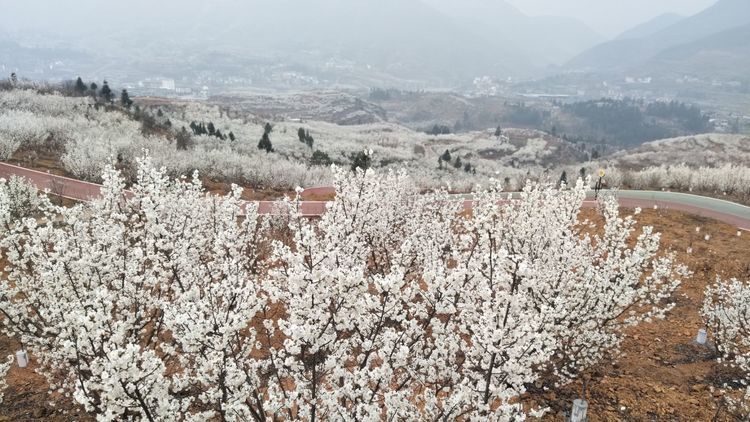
[1,162,749,230]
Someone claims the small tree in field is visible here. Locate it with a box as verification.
[175,126,192,150]
[258,122,273,153]
[350,149,372,171]
[310,149,332,166]
[441,149,452,163]
[75,77,87,95]
[100,81,113,103]
[120,89,133,109]
[703,278,750,418]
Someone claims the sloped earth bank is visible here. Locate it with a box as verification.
[540,208,750,421]
[0,209,748,421]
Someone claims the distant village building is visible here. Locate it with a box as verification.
[160,79,176,91]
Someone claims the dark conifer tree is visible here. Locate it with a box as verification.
[441,150,452,163]
[120,89,133,109]
[75,77,87,94]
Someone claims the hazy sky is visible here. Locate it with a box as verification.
[507,0,718,37]
[0,0,720,41]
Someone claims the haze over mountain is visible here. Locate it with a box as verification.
[0,0,597,88]
[615,14,684,40]
[640,23,750,81]
[568,0,750,73]
[507,0,716,37]
[0,0,734,89]
[421,0,604,67]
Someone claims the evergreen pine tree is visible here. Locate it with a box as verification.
[311,150,332,166]
[176,127,192,150]
[75,77,87,94]
[351,151,372,172]
[120,89,133,109]
[100,81,113,103]
[258,133,273,153]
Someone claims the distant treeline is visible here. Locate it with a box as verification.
[560,98,713,147]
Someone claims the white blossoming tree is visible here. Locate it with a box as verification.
[0,355,12,404]
[0,158,684,420]
[702,278,750,418]
[267,171,684,419]
[0,157,272,420]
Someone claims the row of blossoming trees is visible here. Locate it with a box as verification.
[0,157,747,420]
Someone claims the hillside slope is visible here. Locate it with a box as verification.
[568,0,750,72]
[607,133,750,168]
[0,0,534,85]
[423,0,604,66]
[615,13,684,40]
[639,23,750,80]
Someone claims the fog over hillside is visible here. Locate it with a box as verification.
[569,0,750,72]
[507,0,716,36]
[0,0,727,89]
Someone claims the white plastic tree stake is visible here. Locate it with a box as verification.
[571,399,589,422]
[15,350,28,368]
[696,328,707,345]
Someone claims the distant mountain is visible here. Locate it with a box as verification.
[423,0,605,66]
[615,13,684,40]
[0,0,542,86]
[0,0,638,87]
[568,0,750,72]
[640,23,750,81]
[0,39,94,79]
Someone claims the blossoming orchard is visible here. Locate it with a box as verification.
[0,154,697,420]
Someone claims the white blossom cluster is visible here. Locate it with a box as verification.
[0,157,684,420]
[0,355,12,404]
[584,164,750,197]
[702,278,750,417]
[0,175,49,227]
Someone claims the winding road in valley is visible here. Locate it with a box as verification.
[1,162,749,230]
